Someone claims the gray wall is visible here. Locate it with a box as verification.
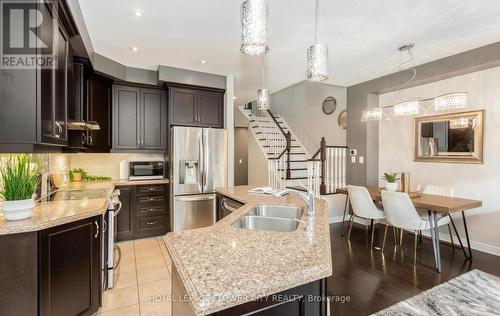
[234,127,249,186]
[270,81,347,154]
[346,41,500,185]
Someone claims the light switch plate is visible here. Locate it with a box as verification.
[239,159,243,164]
[351,156,356,163]
[359,156,364,164]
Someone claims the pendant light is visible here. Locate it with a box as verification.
[307,0,328,81]
[257,56,270,109]
[241,0,269,56]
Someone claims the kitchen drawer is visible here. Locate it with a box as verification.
[137,216,165,232]
[137,205,165,217]
[136,195,166,204]
[136,185,167,196]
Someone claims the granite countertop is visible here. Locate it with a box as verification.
[163,186,333,316]
[0,181,115,235]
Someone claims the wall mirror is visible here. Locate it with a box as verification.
[322,96,337,115]
[338,110,347,130]
[414,110,484,163]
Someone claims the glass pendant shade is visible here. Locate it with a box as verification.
[433,93,467,111]
[307,44,328,81]
[241,0,269,56]
[361,108,383,122]
[257,88,270,110]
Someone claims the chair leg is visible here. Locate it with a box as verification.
[413,230,418,265]
[447,224,455,249]
[347,215,354,240]
[399,229,404,246]
[418,230,423,246]
[392,227,398,245]
[370,219,375,248]
[381,224,389,251]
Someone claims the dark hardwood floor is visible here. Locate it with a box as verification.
[327,222,500,315]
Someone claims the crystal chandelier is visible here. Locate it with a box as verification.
[433,93,467,112]
[361,108,383,122]
[307,0,328,81]
[392,100,421,117]
[257,56,270,109]
[240,0,269,56]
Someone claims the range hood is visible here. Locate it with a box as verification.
[67,121,101,131]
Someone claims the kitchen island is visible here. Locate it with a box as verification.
[164,186,332,316]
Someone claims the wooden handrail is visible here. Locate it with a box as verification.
[266,109,288,138]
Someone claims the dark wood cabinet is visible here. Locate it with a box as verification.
[168,86,224,128]
[116,184,169,241]
[86,74,113,152]
[39,215,102,316]
[113,85,167,151]
[116,186,135,241]
[0,2,75,152]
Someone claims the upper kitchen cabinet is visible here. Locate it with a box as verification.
[168,85,225,128]
[86,74,113,152]
[112,85,167,152]
[0,1,76,152]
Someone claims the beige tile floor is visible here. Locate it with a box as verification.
[97,236,173,316]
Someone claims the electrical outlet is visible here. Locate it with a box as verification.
[239,159,243,164]
[359,156,364,164]
[351,156,356,163]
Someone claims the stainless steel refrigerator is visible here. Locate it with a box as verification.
[170,126,227,232]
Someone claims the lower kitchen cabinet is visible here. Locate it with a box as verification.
[0,215,103,316]
[39,215,102,316]
[116,184,169,241]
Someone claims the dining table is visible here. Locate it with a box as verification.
[336,186,482,272]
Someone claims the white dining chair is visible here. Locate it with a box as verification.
[422,185,455,248]
[381,190,451,264]
[347,185,388,249]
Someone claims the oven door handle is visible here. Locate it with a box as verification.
[113,201,123,217]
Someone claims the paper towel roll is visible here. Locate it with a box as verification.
[119,160,129,180]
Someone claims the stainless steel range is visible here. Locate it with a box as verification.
[170,127,227,232]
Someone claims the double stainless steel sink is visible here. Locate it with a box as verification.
[232,204,304,233]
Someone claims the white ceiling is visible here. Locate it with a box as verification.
[78,0,500,105]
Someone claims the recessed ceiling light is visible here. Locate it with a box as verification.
[133,10,143,17]
[200,60,207,64]
[130,47,140,52]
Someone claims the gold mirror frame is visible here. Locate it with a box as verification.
[414,110,484,164]
[338,110,347,130]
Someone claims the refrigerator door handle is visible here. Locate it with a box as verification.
[198,133,204,193]
[175,195,215,202]
[203,129,209,193]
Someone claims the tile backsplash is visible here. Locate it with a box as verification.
[50,153,165,179]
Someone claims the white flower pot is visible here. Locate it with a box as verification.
[385,182,399,192]
[1,198,35,221]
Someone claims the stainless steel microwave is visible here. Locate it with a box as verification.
[129,161,164,180]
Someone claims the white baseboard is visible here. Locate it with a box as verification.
[327,216,500,257]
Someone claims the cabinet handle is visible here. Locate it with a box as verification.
[88,134,93,145]
[94,221,99,238]
[149,188,155,191]
[149,208,155,211]
[103,218,107,233]
[147,220,157,225]
[54,121,63,138]
[81,133,87,145]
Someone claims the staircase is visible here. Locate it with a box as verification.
[239,105,311,188]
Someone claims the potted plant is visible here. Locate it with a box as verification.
[382,172,400,192]
[0,154,40,221]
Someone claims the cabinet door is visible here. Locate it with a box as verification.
[169,88,197,126]
[39,216,102,316]
[142,89,167,150]
[113,86,141,149]
[54,23,69,142]
[196,91,224,128]
[116,186,136,241]
[88,75,112,152]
